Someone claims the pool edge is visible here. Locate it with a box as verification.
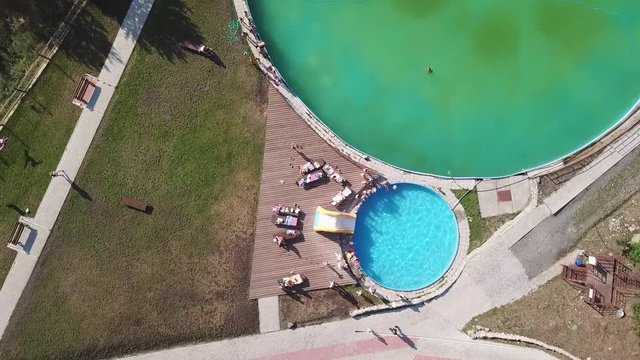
[237,0,640,180]
[351,183,462,293]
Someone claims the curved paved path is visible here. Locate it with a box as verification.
[119,307,554,360]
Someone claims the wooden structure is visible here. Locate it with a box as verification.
[121,196,152,214]
[248,87,369,299]
[7,221,26,248]
[72,74,98,109]
[561,256,640,315]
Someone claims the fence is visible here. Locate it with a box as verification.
[0,0,87,127]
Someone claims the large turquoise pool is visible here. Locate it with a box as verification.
[353,183,459,291]
[248,0,640,177]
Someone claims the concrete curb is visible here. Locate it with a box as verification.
[472,330,581,360]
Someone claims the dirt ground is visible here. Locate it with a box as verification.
[468,278,640,360]
[280,286,382,328]
[469,190,640,360]
[578,190,640,259]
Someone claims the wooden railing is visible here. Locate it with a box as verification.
[561,265,587,285]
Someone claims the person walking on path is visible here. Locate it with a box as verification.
[392,325,417,349]
[365,328,386,344]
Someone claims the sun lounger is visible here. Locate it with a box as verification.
[273,230,302,246]
[299,159,326,175]
[272,204,301,217]
[296,169,326,189]
[278,273,306,289]
[272,214,299,228]
[331,187,353,206]
[323,164,344,183]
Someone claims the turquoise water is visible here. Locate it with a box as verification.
[352,183,458,291]
[248,0,640,177]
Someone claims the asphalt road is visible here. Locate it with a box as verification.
[511,144,640,279]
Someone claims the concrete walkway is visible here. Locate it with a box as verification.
[258,297,280,333]
[119,307,555,360]
[0,0,155,340]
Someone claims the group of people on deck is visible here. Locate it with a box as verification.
[356,169,396,202]
[239,11,282,86]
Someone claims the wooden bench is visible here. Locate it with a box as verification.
[81,81,96,103]
[72,74,98,108]
[121,196,151,213]
[8,221,26,247]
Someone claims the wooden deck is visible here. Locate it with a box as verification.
[248,87,365,299]
[561,256,640,314]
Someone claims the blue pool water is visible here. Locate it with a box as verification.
[353,183,459,291]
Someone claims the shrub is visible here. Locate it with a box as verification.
[628,242,640,264]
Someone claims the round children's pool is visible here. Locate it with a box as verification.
[353,183,459,291]
[248,0,640,177]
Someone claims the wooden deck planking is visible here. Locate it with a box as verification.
[248,87,365,299]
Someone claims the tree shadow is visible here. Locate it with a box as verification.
[0,0,124,94]
[6,204,27,216]
[56,1,120,73]
[23,149,43,168]
[9,0,204,75]
[130,0,205,63]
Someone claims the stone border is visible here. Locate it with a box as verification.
[233,0,640,185]
[341,184,469,306]
[348,186,469,316]
[471,330,581,360]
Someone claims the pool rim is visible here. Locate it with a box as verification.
[241,1,640,179]
[353,182,460,292]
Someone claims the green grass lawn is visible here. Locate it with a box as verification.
[0,1,131,287]
[0,0,266,358]
[453,190,517,253]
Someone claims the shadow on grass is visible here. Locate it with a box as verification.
[184,47,226,67]
[23,149,43,168]
[6,204,27,216]
[16,0,206,75]
[125,0,205,63]
[2,0,207,96]
[54,170,92,201]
